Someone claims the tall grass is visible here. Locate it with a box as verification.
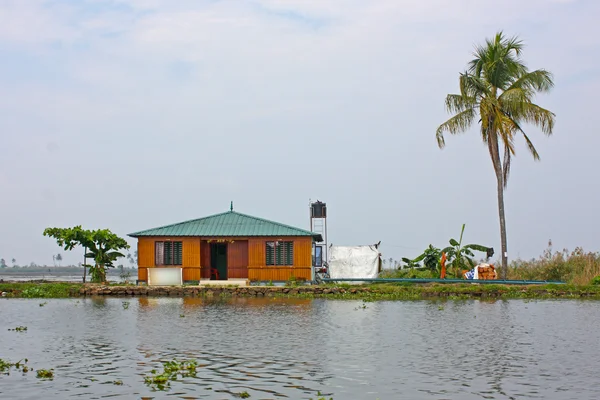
[508,243,600,285]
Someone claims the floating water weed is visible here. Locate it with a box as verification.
[144,359,198,391]
[122,301,130,310]
[36,369,54,379]
[238,391,251,398]
[0,358,29,375]
[8,326,27,332]
[39,302,48,307]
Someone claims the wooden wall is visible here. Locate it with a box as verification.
[248,237,313,281]
[200,241,211,279]
[136,236,314,282]
[137,237,201,282]
[228,241,249,278]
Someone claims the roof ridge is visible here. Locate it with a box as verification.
[128,210,232,237]
[229,211,317,235]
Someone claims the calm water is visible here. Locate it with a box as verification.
[1,298,600,400]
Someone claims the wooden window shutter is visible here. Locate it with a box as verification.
[285,242,294,265]
[173,242,182,265]
[266,242,275,266]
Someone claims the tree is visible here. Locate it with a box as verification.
[56,253,62,267]
[11,258,16,267]
[0,259,6,268]
[436,32,555,278]
[43,226,130,283]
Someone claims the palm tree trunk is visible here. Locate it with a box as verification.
[488,133,509,279]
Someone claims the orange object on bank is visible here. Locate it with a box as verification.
[440,252,447,279]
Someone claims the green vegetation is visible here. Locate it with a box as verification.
[508,243,600,285]
[36,369,54,379]
[144,359,198,391]
[0,282,82,298]
[8,326,28,332]
[43,226,130,283]
[0,358,29,375]
[436,32,555,278]
[237,391,250,398]
[401,224,491,277]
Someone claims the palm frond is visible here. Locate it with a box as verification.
[436,109,476,148]
[460,73,490,98]
[506,69,554,94]
[521,102,556,135]
[445,94,476,113]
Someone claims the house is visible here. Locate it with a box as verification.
[128,208,323,284]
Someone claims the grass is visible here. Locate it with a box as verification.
[0,282,83,298]
[508,244,600,285]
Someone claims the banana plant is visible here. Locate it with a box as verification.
[402,245,442,271]
[401,224,492,278]
[441,224,492,277]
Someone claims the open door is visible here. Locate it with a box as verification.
[210,243,227,280]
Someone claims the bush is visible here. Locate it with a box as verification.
[591,276,600,285]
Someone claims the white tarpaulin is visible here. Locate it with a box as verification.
[328,245,381,283]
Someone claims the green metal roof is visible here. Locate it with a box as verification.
[128,211,322,240]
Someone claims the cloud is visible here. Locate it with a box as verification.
[0,0,599,265]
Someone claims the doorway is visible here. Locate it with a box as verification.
[210,243,227,280]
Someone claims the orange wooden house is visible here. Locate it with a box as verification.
[128,209,323,284]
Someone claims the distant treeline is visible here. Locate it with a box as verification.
[0,266,137,275]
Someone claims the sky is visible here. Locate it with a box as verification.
[0,0,598,267]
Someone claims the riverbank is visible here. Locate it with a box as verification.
[2,282,600,300]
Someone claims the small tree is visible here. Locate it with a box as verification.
[43,226,130,283]
[0,258,6,268]
[11,258,16,267]
[56,253,62,267]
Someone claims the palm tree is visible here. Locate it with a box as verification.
[436,32,555,278]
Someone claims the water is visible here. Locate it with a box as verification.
[1,298,599,399]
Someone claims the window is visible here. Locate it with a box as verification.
[155,241,182,265]
[266,241,293,266]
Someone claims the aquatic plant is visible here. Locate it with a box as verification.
[144,359,198,391]
[592,276,600,285]
[237,391,250,398]
[122,301,130,310]
[36,369,54,379]
[0,358,29,375]
[8,326,28,332]
[0,282,81,298]
[39,301,48,307]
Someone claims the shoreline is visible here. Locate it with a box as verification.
[2,281,600,300]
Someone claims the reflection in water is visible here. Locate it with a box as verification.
[0,298,599,399]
